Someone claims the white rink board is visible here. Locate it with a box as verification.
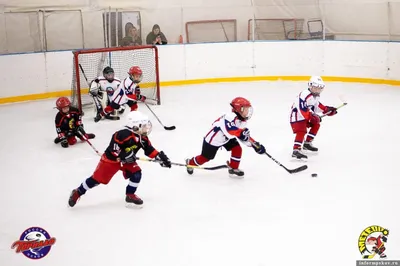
[0,41,400,99]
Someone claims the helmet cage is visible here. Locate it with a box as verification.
[132,120,152,136]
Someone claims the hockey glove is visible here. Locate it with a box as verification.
[74,124,87,138]
[252,142,266,154]
[120,150,137,164]
[55,134,69,148]
[309,113,321,125]
[156,151,172,168]
[323,106,337,116]
[137,95,147,102]
[60,138,69,148]
[238,128,250,142]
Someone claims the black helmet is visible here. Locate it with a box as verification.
[103,66,114,76]
[103,66,114,82]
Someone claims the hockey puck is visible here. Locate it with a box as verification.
[311,173,318,178]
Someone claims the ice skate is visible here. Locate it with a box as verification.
[292,150,308,160]
[227,161,244,178]
[94,113,102,123]
[125,194,143,208]
[68,189,81,207]
[303,141,318,152]
[185,158,194,175]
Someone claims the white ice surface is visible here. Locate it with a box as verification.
[0,81,399,266]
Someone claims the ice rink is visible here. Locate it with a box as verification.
[1,81,399,266]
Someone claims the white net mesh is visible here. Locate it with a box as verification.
[71,46,160,111]
[186,20,237,43]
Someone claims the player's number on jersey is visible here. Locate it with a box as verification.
[226,121,233,128]
[299,99,308,110]
[113,143,121,154]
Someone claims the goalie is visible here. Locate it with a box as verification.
[94,66,147,123]
[89,66,124,122]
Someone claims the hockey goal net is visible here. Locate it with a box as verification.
[248,19,305,40]
[71,45,160,112]
[185,19,237,43]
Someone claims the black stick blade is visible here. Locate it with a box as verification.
[288,164,308,174]
[164,126,176,130]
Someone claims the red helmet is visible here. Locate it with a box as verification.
[230,97,253,120]
[56,97,71,110]
[128,66,143,83]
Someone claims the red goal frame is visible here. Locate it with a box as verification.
[247,18,304,40]
[73,45,161,112]
[185,19,238,43]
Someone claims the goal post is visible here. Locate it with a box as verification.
[71,45,161,113]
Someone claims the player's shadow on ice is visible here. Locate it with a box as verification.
[67,198,125,211]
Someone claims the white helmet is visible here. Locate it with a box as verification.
[308,76,325,96]
[126,111,152,136]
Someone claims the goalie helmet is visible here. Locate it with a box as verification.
[308,76,325,96]
[103,67,115,82]
[126,111,152,136]
[230,97,253,121]
[56,97,71,112]
[128,66,143,83]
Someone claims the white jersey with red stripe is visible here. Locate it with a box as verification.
[89,76,121,102]
[204,113,249,147]
[110,77,139,106]
[290,88,326,123]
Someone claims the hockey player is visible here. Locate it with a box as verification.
[68,111,172,208]
[289,76,337,160]
[89,66,123,122]
[54,97,95,148]
[185,97,266,178]
[94,66,147,123]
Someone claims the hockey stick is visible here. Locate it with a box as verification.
[76,131,102,156]
[144,102,176,130]
[78,63,91,86]
[264,151,308,174]
[363,241,384,259]
[320,102,347,118]
[251,139,308,174]
[136,157,228,170]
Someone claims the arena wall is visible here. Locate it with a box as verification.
[0,41,399,104]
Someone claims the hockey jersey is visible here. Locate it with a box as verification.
[204,113,250,147]
[290,89,326,123]
[110,77,139,105]
[89,76,121,102]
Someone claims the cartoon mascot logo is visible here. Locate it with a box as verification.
[358,225,389,259]
[11,227,56,260]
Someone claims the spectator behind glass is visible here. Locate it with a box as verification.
[121,22,142,47]
[146,24,167,45]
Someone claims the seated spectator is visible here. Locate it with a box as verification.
[121,23,142,47]
[146,24,167,45]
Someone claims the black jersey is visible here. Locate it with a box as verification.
[104,128,158,162]
[55,107,82,137]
